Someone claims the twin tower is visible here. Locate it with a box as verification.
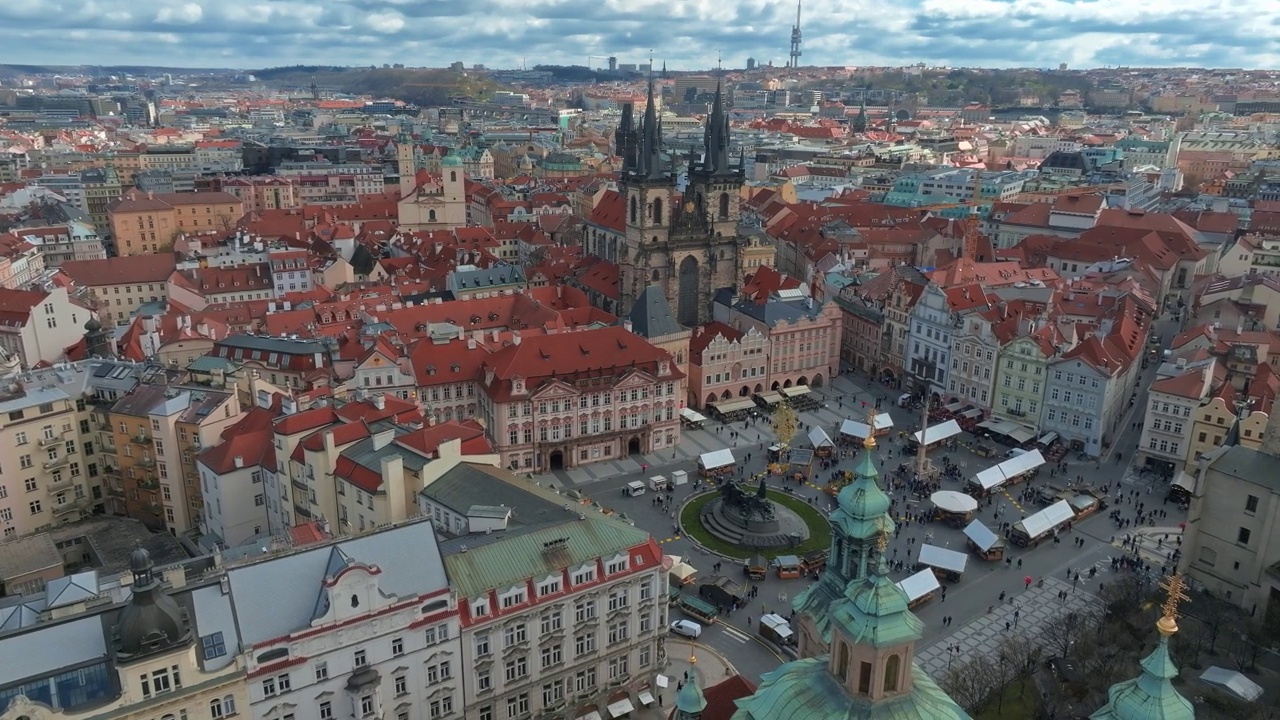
[613,77,747,328]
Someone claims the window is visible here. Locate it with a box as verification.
[392,637,404,655]
[315,661,328,681]
[361,695,376,717]
[575,632,596,656]
[540,611,562,634]
[500,589,526,608]
[574,599,596,622]
[201,632,227,660]
[575,667,596,692]
[608,619,629,643]
[210,696,236,719]
[319,701,332,720]
[541,642,563,668]
[608,655,629,679]
[504,655,528,682]
[1238,527,1252,545]
[262,677,276,697]
[607,589,629,611]
[427,660,451,683]
[572,567,595,585]
[475,634,491,656]
[477,668,492,692]
[605,557,627,574]
[394,674,408,696]
[1246,495,1259,513]
[354,649,367,667]
[538,578,561,596]
[503,623,527,647]
[29,499,42,515]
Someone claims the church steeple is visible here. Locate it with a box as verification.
[793,409,896,657]
[637,74,665,181]
[852,97,869,133]
[616,102,637,174]
[704,79,732,175]
[674,656,707,720]
[1090,574,1196,720]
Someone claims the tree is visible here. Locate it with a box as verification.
[940,654,995,713]
[771,400,799,447]
[1042,611,1088,660]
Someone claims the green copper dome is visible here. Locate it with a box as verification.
[832,451,895,542]
[828,555,923,649]
[1090,633,1194,720]
[676,671,708,715]
[441,154,463,167]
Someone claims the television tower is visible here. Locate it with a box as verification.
[789,0,803,69]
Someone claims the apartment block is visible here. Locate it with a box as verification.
[0,287,94,371]
[107,189,244,256]
[60,254,178,327]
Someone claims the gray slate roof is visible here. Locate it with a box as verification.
[627,284,685,337]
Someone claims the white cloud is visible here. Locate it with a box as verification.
[155,2,204,25]
[365,11,406,33]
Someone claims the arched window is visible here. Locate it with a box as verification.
[651,269,660,282]
[884,654,901,692]
[718,192,730,219]
[652,198,663,225]
[450,171,457,182]
[428,209,437,222]
[837,642,849,679]
[210,699,224,720]
[629,195,638,223]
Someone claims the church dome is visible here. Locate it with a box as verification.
[114,547,191,660]
[836,452,890,520]
[441,154,463,167]
[84,316,102,333]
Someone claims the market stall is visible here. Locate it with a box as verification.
[664,555,698,586]
[1010,499,1075,547]
[744,555,768,580]
[963,519,1005,560]
[896,568,942,608]
[699,449,736,478]
[753,391,784,411]
[708,397,756,422]
[930,490,979,526]
[679,407,707,429]
[780,385,819,411]
[917,543,968,582]
[775,554,802,579]
[964,448,1046,496]
[911,419,962,448]
[808,426,835,457]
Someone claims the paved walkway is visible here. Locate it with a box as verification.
[634,639,740,718]
[1112,525,1185,569]
[915,575,1096,678]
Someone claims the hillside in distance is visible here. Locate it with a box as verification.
[255,66,502,105]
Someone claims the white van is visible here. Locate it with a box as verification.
[897,393,914,408]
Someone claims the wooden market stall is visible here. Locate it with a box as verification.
[963,519,1005,561]
[930,490,979,526]
[896,568,942,608]
[808,426,836,457]
[1010,499,1075,547]
[744,555,768,580]
[911,419,962,449]
[917,543,969,582]
[775,554,802,579]
[699,449,736,478]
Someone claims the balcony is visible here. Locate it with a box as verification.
[39,432,65,447]
[53,498,90,518]
[47,476,76,494]
[130,432,153,446]
[145,502,164,516]
[185,437,202,451]
[137,477,160,491]
[42,455,69,470]
[105,480,125,498]
[136,457,156,469]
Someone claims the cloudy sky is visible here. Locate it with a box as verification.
[5,0,1280,70]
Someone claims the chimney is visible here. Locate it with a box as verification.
[512,332,522,345]
[372,393,386,410]
[234,455,244,468]
[372,427,396,451]
[492,328,500,342]
[1236,322,1243,335]
[622,319,633,333]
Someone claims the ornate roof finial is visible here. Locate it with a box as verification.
[1156,572,1190,636]
[864,410,878,451]
[875,515,891,554]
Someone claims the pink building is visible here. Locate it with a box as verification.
[689,321,770,408]
[477,326,686,471]
[715,289,844,391]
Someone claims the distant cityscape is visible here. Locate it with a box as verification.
[0,20,1279,720]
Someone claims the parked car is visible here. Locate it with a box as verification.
[669,619,702,639]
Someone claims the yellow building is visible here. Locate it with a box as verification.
[1184,392,1268,469]
[107,190,244,257]
[60,254,178,327]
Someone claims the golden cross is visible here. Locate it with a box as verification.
[1159,572,1190,620]
[864,410,879,450]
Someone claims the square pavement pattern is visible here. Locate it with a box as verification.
[915,576,1096,677]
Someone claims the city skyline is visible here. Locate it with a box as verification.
[4,0,1280,72]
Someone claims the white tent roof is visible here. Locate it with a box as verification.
[700,448,735,470]
[975,465,1007,491]
[931,490,977,513]
[1200,666,1264,702]
[873,414,893,430]
[680,407,707,423]
[918,544,968,573]
[808,426,834,447]
[1001,448,1045,477]
[841,419,871,438]
[1016,500,1075,539]
[896,568,941,602]
[912,419,961,445]
[963,520,1001,552]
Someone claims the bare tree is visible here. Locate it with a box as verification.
[1000,633,1044,693]
[939,654,995,713]
[1042,611,1087,660]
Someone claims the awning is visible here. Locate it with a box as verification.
[637,691,656,706]
[680,408,707,423]
[606,698,635,717]
[841,419,871,438]
[575,712,603,720]
[1037,431,1058,446]
[756,391,783,405]
[1016,499,1075,539]
[782,385,812,398]
[711,398,756,414]
[1007,425,1037,444]
[700,448,735,470]
[931,490,977,514]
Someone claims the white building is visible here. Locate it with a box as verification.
[227,520,463,720]
[1138,361,1213,474]
[0,286,93,370]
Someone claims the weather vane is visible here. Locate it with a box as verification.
[864,409,878,450]
[875,515,891,553]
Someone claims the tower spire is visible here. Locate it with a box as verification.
[638,56,664,181]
